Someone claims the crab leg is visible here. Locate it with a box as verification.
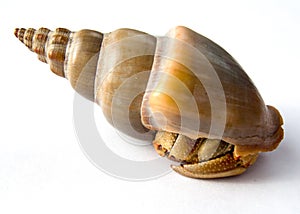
[171,153,249,179]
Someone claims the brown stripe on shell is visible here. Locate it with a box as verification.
[15,28,26,43]
[32,28,51,63]
[23,28,35,50]
[15,27,72,77]
[47,28,71,77]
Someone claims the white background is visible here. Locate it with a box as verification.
[1,0,300,213]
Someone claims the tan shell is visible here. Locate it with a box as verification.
[14,26,283,158]
[94,29,156,136]
[141,26,283,156]
[14,27,156,137]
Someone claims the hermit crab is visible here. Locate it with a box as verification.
[14,26,284,178]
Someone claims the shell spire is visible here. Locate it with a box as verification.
[14,27,71,77]
[14,27,104,102]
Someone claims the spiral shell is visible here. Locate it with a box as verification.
[15,27,155,136]
[14,26,284,178]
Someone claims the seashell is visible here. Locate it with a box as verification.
[14,26,284,179]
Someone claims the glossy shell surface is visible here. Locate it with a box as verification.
[14,26,284,178]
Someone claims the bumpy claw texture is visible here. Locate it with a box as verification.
[172,153,258,179]
[14,26,284,179]
[153,131,258,178]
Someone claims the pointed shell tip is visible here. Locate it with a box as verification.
[14,28,19,38]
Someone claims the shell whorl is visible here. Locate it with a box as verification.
[15,27,155,137]
[14,27,71,77]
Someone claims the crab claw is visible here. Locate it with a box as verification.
[171,153,258,179]
[153,131,259,179]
